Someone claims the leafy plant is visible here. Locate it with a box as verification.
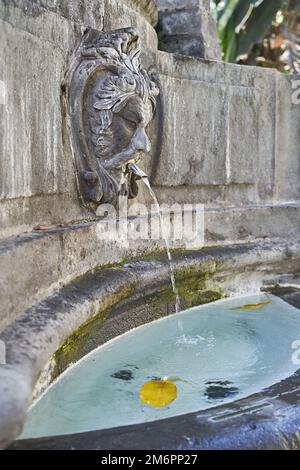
[211,0,300,72]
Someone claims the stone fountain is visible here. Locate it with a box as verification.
[0,0,300,450]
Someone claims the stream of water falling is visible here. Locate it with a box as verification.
[128,164,180,313]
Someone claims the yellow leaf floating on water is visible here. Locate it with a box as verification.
[230,300,270,311]
[140,380,177,407]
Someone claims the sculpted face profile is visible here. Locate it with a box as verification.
[68,28,159,209]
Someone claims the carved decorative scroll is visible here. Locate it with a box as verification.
[67,28,159,210]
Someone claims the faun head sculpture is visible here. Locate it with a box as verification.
[67,28,159,209]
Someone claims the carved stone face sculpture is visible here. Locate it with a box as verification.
[67,28,159,209]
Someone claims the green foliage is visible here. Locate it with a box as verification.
[211,0,300,68]
[236,0,286,56]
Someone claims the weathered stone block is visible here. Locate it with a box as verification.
[274,74,300,201]
[153,75,259,187]
[227,86,259,184]
[153,52,284,207]
[153,76,228,186]
[127,0,158,26]
[159,9,203,36]
[0,19,73,199]
[159,36,206,58]
[157,0,221,60]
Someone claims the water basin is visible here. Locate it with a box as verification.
[20,294,300,439]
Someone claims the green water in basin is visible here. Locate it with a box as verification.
[20,294,300,439]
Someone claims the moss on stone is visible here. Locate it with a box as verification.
[180,285,225,308]
[49,250,224,382]
[175,259,218,280]
[52,305,113,380]
[143,264,224,310]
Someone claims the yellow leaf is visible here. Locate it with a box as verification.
[33,224,49,231]
[231,300,270,311]
[140,380,177,407]
[33,223,63,232]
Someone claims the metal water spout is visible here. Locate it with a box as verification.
[127,162,148,180]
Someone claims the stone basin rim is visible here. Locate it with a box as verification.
[1,238,300,449]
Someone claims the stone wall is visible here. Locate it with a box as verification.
[152,53,300,208]
[0,0,157,239]
[0,0,300,327]
[2,0,298,242]
[156,0,222,59]
[1,0,300,236]
[0,0,300,450]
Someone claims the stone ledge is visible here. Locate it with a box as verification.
[0,204,300,333]
[156,50,277,86]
